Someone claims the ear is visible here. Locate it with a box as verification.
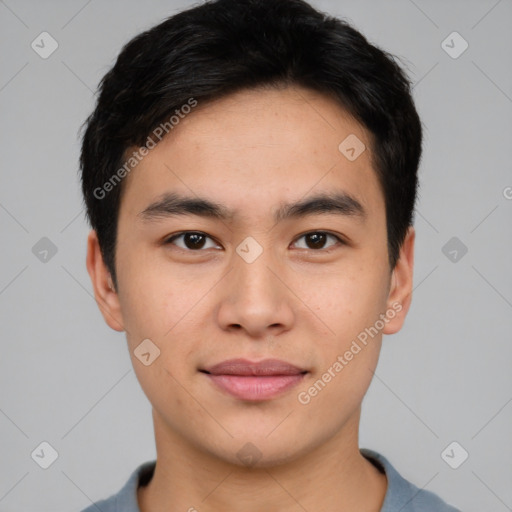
[382,226,415,335]
[86,229,125,332]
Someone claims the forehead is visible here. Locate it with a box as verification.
[119,85,383,223]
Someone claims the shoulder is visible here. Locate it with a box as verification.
[361,448,462,512]
[80,460,156,512]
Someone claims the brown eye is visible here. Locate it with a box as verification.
[165,232,219,251]
[292,232,343,251]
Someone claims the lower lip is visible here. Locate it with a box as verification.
[205,373,306,401]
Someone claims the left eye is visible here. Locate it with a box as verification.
[292,232,343,251]
[164,231,343,251]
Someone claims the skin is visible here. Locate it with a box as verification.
[86,85,415,512]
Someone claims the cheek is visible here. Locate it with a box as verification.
[303,261,389,408]
[121,282,201,420]
[117,265,214,387]
[116,248,195,339]
[300,261,390,348]
[295,270,386,414]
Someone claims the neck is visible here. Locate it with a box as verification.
[138,408,387,512]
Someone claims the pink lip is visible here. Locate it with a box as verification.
[201,358,307,401]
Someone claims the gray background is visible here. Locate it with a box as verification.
[1,0,511,511]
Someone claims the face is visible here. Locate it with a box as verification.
[87,85,414,467]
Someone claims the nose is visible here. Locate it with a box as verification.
[215,243,295,339]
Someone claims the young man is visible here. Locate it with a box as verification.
[80,0,460,510]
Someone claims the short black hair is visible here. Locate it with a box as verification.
[80,0,423,289]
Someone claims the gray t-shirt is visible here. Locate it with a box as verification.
[81,448,461,511]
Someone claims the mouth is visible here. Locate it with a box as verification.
[200,358,308,401]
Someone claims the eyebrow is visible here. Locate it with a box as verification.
[138,191,367,224]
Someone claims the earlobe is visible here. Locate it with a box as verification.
[382,226,415,335]
[85,229,125,332]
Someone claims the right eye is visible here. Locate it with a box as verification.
[164,231,222,251]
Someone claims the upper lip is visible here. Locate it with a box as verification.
[202,358,307,376]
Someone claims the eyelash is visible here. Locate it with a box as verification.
[163,231,346,253]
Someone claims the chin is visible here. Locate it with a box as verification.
[205,433,312,470]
